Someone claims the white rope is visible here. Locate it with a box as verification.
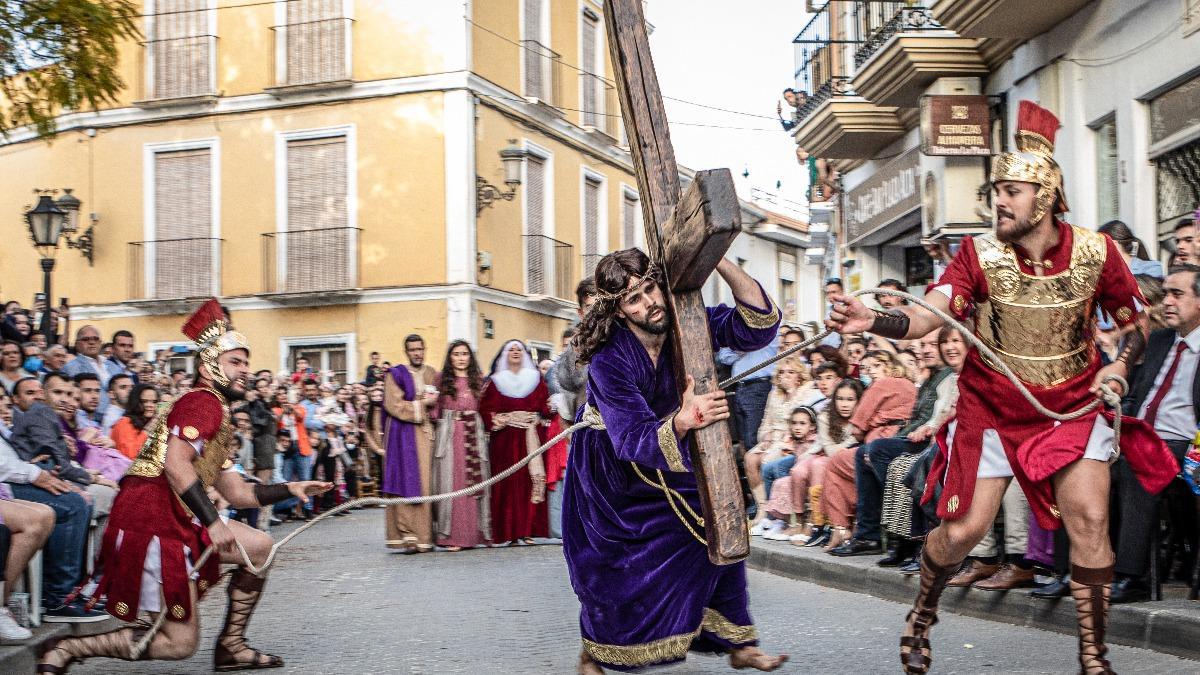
[131,287,1125,658]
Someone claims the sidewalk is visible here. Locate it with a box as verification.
[0,617,119,672]
[748,538,1200,661]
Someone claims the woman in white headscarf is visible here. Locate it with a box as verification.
[479,340,553,545]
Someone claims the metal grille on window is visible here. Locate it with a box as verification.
[153,148,213,299]
[1096,119,1119,225]
[525,155,547,294]
[583,177,601,276]
[150,0,211,100]
[622,191,639,248]
[285,0,346,86]
[286,136,350,293]
[523,0,545,100]
[581,11,600,128]
[1156,141,1200,227]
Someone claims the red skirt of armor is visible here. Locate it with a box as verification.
[94,475,221,623]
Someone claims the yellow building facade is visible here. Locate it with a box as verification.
[0,0,649,380]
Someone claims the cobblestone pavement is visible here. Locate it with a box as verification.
[73,510,1196,674]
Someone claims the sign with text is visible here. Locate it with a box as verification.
[846,147,920,245]
[920,95,992,156]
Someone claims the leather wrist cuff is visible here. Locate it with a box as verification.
[180,479,219,526]
[870,309,910,340]
[254,482,293,507]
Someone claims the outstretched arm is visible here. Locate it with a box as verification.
[825,289,949,340]
[716,258,770,309]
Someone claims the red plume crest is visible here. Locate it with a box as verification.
[1015,100,1060,152]
[182,298,228,342]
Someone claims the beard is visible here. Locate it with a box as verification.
[995,209,1037,243]
[213,376,247,401]
[627,305,669,335]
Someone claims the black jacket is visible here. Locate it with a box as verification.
[1122,328,1200,427]
[10,403,94,486]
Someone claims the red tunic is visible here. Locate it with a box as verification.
[925,221,1176,528]
[94,390,226,623]
[479,379,553,542]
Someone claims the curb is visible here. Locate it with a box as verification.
[748,539,1200,662]
[0,618,123,673]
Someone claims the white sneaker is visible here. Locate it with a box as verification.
[763,529,793,541]
[756,519,786,538]
[0,607,31,641]
[788,533,811,544]
[749,521,770,536]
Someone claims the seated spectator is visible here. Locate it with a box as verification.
[0,496,55,640]
[63,374,131,483]
[745,357,808,521]
[757,407,822,541]
[100,373,133,434]
[830,332,955,560]
[109,383,159,460]
[0,340,31,394]
[801,379,863,548]
[822,351,916,552]
[805,344,848,376]
[0,411,102,622]
[798,362,842,411]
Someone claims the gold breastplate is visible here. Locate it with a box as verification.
[126,396,234,487]
[973,226,1105,387]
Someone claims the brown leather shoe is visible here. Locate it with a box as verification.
[946,560,1000,587]
[972,564,1036,591]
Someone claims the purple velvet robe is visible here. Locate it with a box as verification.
[382,365,421,497]
[563,297,780,672]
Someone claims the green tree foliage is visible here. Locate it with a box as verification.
[0,0,140,138]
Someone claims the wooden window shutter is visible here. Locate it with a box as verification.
[153,148,212,299]
[622,191,639,248]
[525,154,547,294]
[581,12,599,127]
[286,135,349,292]
[286,0,345,86]
[523,0,544,100]
[151,0,211,100]
[583,177,601,276]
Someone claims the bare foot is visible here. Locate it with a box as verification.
[578,648,605,674]
[729,646,788,671]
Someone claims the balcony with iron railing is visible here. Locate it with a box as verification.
[128,238,222,302]
[790,1,904,160]
[269,16,354,93]
[521,40,565,112]
[261,227,360,300]
[136,35,218,106]
[524,235,573,301]
[851,3,986,108]
[580,74,621,140]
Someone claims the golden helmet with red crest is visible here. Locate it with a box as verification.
[182,298,249,388]
[991,100,1069,223]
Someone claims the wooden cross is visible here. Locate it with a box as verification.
[604,0,749,565]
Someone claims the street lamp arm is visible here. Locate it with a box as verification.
[476,175,518,214]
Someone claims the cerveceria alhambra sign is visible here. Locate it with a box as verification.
[846,147,920,245]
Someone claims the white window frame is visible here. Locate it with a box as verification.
[577,2,605,130]
[274,124,358,291]
[580,167,609,275]
[279,332,357,385]
[519,0,552,102]
[522,140,555,295]
[619,183,643,250]
[142,137,222,299]
[144,0,218,100]
[272,0,354,87]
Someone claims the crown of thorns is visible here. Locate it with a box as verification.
[591,262,662,303]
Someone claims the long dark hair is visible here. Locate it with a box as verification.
[439,340,484,400]
[573,248,659,364]
[826,378,864,442]
[126,383,159,431]
[1099,220,1151,260]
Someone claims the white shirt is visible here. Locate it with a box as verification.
[1138,327,1200,443]
[0,433,43,485]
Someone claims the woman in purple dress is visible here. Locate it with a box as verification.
[432,340,491,550]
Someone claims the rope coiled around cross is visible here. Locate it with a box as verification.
[129,288,1125,657]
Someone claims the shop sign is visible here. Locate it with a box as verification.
[846,148,920,244]
[920,95,991,156]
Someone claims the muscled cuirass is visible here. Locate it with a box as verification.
[973,225,1106,387]
[126,394,234,487]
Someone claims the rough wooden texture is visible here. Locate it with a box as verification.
[604,0,748,565]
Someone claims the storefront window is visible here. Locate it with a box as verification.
[904,246,934,290]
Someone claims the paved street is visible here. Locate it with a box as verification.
[74,510,1196,674]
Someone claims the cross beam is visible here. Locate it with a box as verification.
[605,0,749,565]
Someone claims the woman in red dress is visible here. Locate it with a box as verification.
[479,340,553,545]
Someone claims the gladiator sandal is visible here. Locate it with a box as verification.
[36,627,150,673]
[214,568,284,672]
[1070,565,1116,675]
[900,549,960,674]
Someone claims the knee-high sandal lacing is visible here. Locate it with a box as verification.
[214,567,284,672]
[900,549,960,674]
[1071,564,1115,674]
[36,627,149,673]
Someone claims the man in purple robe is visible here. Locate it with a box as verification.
[382,358,438,553]
[563,248,788,674]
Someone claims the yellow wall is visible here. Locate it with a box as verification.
[476,301,569,361]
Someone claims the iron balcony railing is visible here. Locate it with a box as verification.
[138,34,218,102]
[524,235,573,300]
[853,3,942,67]
[580,73,621,138]
[792,1,859,124]
[521,39,564,108]
[261,227,360,294]
[270,16,354,87]
[128,238,222,300]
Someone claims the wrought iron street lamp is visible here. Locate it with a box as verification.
[476,141,528,214]
[55,188,96,264]
[24,194,67,342]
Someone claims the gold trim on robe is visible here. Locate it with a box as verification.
[736,299,781,330]
[581,608,758,668]
[657,413,687,472]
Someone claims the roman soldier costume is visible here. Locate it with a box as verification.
[38,299,299,673]
[891,101,1177,674]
